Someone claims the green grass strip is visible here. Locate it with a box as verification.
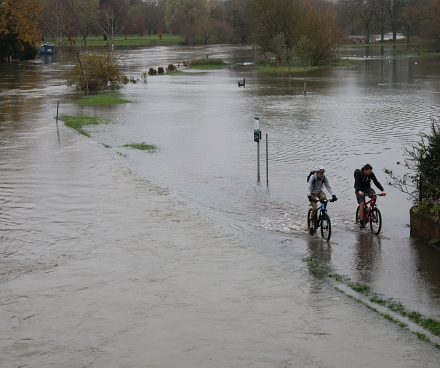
[76,93,131,105]
[60,114,110,137]
[188,58,228,69]
[123,142,157,151]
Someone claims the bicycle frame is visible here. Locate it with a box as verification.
[363,195,377,222]
[317,200,328,224]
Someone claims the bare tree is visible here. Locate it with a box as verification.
[224,0,251,42]
[99,0,128,46]
[244,0,301,53]
[39,0,70,46]
[387,0,407,41]
[142,0,164,36]
[75,0,100,47]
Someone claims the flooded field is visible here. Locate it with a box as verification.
[1,44,440,366]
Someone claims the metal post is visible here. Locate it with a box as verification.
[257,140,260,181]
[266,133,268,185]
[56,102,60,145]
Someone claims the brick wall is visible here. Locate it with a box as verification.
[410,207,440,239]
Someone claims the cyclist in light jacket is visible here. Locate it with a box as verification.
[307,166,337,227]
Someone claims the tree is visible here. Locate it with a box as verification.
[373,0,389,42]
[224,0,251,42]
[142,0,164,35]
[269,32,288,66]
[296,1,343,66]
[39,0,70,46]
[165,0,210,43]
[75,0,100,47]
[419,0,440,49]
[355,0,376,43]
[245,0,301,53]
[99,0,128,46]
[0,0,42,60]
[387,0,407,42]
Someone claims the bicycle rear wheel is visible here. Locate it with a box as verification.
[307,208,314,235]
[370,208,382,235]
[320,214,331,241]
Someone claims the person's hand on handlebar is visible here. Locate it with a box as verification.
[381,190,387,196]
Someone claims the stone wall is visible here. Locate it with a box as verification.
[410,207,440,239]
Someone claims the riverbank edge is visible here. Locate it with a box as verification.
[410,206,440,243]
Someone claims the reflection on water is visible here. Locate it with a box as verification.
[1,45,440,320]
[353,233,382,284]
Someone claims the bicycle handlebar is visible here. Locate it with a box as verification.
[366,193,385,198]
[312,198,335,203]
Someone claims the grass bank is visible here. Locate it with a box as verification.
[60,114,110,137]
[254,57,353,74]
[188,58,229,69]
[75,93,132,106]
[46,34,184,48]
[124,142,157,151]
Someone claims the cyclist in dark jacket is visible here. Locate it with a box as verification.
[354,163,386,228]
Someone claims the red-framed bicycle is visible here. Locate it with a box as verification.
[355,194,384,235]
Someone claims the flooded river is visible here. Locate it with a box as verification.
[1,44,440,366]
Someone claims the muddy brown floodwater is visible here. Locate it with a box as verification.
[1,44,440,367]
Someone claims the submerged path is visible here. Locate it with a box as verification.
[1,116,440,367]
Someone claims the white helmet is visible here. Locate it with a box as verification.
[315,166,325,173]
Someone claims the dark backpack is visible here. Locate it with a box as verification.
[354,168,362,178]
[307,170,317,183]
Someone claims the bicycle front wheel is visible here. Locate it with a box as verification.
[370,208,382,235]
[321,214,331,241]
[355,205,360,224]
[307,208,314,235]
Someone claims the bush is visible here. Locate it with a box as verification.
[66,50,126,91]
[385,117,440,216]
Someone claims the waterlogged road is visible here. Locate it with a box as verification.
[1,45,440,366]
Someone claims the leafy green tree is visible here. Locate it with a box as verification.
[269,32,287,66]
[0,0,42,60]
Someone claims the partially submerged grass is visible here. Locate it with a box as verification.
[60,114,110,137]
[76,93,131,105]
[123,142,157,151]
[188,58,228,69]
[311,267,440,346]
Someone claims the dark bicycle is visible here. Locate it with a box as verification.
[355,194,384,235]
[307,198,335,241]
